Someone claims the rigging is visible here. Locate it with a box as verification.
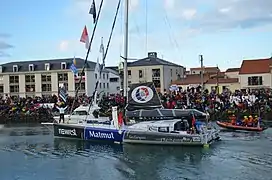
[69,0,105,117]
[85,0,123,121]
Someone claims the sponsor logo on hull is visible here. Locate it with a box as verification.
[54,124,84,139]
[84,127,124,142]
[124,131,195,143]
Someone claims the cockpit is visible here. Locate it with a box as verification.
[174,119,190,131]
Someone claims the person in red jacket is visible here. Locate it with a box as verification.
[117,109,123,129]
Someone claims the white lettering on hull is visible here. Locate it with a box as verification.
[58,129,77,136]
[89,131,114,139]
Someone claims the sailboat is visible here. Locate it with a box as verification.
[42,0,221,147]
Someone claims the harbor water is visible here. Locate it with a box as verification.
[0,125,271,180]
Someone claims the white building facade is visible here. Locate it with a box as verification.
[0,58,120,98]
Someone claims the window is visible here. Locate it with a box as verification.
[110,78,118,82]
[248,76,263,86]
[13,65,18,72]
[75,82,85,91]
[139,70,143,78]
[0,85,3,93]
[95,73,98,79]
[61,62,66,69]
[78,71,85,77]
[153,80,161,88]
[152,69,160,78]
[103,83,105,88]
[9,75,19,83]
[128,70,131,78]
[25,75,35,83]
[176,69,178,75]
[99,83,101,88]
[41,74,51,82]
[26,85,35,92]
[106,74,109,79]
[29,64,34,71]
[102,73,104,79]
[42,84,52,92]
[45,63,50,71]
[106,83,109,89]
[58,73,68,81]
[10,85,19,93]
[170,69,172,77]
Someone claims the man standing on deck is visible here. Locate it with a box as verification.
[56,103,68,123]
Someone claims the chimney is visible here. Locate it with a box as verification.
[148,52,157,58]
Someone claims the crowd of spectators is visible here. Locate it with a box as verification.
[159,86,272,121]
[1,86,272,124]
[0,95,90,124]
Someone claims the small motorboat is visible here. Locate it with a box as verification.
[216,121,267,132]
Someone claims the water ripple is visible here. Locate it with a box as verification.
[0,126,271,180]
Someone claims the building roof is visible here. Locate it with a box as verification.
[226,68,240,73]
[106,66,119,71]
[239,58,272,75]
[190,67,219,71]
[206,78,239,84]
[128,52,183,67]
[0,58,97,73]
[105,67,119,76]
[172,74,210,85]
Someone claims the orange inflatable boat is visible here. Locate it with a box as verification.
[216,121,267,132]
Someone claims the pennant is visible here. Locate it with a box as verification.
[80,26,89,49]
[89,0,97,24]
[100,37,105,69]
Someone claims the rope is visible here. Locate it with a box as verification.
[69,0,105,117]
[85,0,122,122]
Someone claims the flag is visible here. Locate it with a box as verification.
[70,57,78,76]
[89,0,97,24]
[80,26,89,49]
[95,57,100,74]
[100,37,105,68]
[59,84,68,103]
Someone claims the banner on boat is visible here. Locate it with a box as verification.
[124,131,194,143]
[84,127,124,142]
[126,82,163,111]
[54,124,84,139]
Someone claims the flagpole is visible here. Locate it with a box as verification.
[123,0,129,102]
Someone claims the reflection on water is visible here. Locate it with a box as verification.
[0,126,271,180]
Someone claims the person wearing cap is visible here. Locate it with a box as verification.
[242,116,248,126]
[230,114,236,125]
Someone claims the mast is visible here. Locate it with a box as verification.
[123,0,129,100]
[199,55,204,94]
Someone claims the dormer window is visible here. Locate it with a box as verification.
[45,63,50,71]
[61,62,66,70]
[13,65,18,72]
[29,64,34,71]
[0,66,2,73]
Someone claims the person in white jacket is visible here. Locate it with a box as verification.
[56,104,68,123]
